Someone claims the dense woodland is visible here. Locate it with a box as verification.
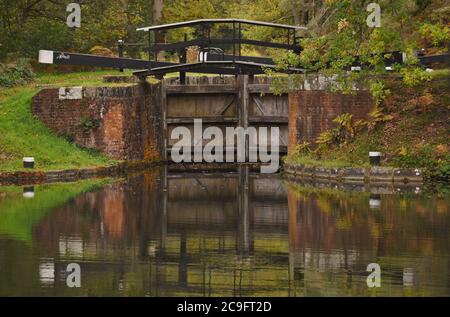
[0,0,448,60]
[1,1,448,93]
[0,0,319,60]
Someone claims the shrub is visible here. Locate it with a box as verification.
[89,46,115,57]
[400,67,432,87]
[315,113,367,148]
[292,142,311,157]
[433,163,450,182]
[392,144,450,181]
[419,23,450,47]
[0,59,35,88]
[370,80,391,106]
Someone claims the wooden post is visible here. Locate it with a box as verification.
[237,75,249,161]
[160,79,168,162]
[117,40,124,72]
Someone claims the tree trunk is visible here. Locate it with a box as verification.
[153,0,163,25]
[152,0,165,60]
[292,0,304,26]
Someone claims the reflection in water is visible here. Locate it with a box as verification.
[39,259,55,287]
[0,168,449,296]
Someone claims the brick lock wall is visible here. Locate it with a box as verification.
[31,83,163,161]
[32,80,372,162]
[288,90,373,154]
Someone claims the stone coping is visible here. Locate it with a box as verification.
[283,174,423,195]
[283,162,423,184]
[0,161,158,186]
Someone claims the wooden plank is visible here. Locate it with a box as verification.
[166,85,237,94]
[248,116,288,123]
[247,84,274,94]
[251,95,266,115]
[167,117,238,124]
[215,95,236,115]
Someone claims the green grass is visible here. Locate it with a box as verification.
[284,154,361,168]
[0,71,135,172]
[34,70,135,87]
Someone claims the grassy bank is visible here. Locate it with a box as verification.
[285,72,450,181]
[0,71,132,172]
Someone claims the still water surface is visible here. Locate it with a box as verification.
[0,168,449,296]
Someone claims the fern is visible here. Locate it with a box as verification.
[367,107,393,132]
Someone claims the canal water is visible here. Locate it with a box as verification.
[0,168,448,296]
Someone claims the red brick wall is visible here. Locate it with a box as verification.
[288,90,373,154]
[32,84,162,161]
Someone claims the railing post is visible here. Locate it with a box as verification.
[117,39,124,72]
[180,33,187,85]
[238,23,242,57]
[232,22,236,62]
[154,30,158,62]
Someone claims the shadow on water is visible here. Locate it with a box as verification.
[0,166,448,296]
